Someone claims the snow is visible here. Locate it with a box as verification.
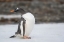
[0,23,64,42]
[0,14,21,19]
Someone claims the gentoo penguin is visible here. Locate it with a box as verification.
[10,8,35,39]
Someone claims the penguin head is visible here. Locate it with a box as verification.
[10,7,26,14]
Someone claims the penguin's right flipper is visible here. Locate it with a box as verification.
[10,35,16,38]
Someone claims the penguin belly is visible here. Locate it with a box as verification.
[20,18,35,37]
[25,19,35,36]
[20,12,35,37]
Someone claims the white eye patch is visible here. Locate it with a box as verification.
[16,7,19,10]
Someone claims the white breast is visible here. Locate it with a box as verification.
[20,12,35,37]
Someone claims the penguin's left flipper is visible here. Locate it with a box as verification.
[10,35,16,38]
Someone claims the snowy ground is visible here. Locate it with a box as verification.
[0,23,64,42]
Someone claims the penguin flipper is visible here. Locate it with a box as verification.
[10,35,16,38]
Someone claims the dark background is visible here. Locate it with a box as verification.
[0,0,64,24]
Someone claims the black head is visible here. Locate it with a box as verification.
[10,7,26,14]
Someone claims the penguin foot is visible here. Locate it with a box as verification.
[23,36,31,39]
[10,35,16,38]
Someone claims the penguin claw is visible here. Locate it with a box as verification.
[23,36,31,39]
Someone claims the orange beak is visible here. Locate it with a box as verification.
[10,10,14,12]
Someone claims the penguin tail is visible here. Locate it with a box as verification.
[10,35,16,38]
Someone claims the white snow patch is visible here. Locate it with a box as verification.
[0,23,64,42]
[0,14,21,19]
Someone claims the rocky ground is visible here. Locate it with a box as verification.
[0,0,64,24]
